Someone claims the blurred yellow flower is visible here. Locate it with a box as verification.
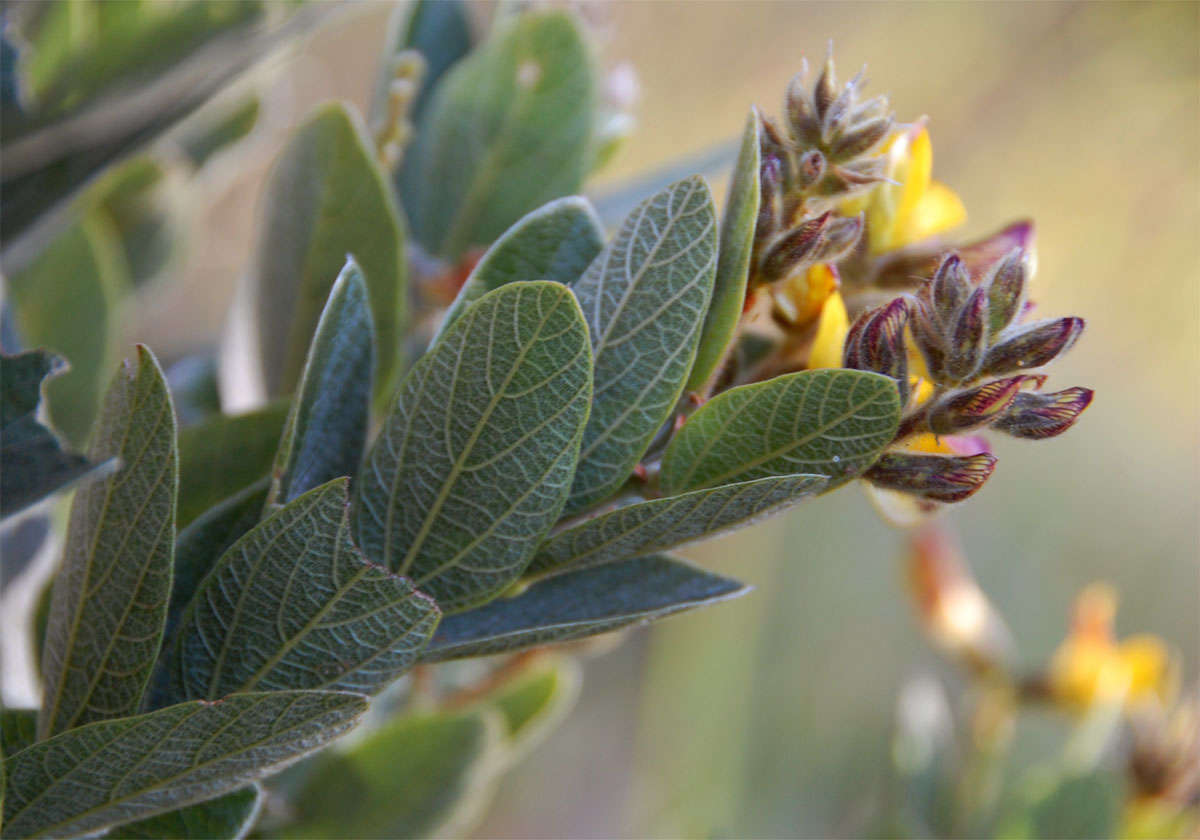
[775,263,840,331]
[843,123,967,254]
[1048,583,1177,713]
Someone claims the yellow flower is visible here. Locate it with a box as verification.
[843,123,967,254]
[1048,583,1177,713]
[806,283,848,368]
[775,263,840,331]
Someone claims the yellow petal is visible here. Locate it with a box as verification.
[905,433,958,455]
[894,125,933,235]
[776,263,839,328]
[905,180,967,243]
[807,287,848,368]
[1118,635,1174,706]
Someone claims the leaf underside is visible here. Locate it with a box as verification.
[110,786,261,840]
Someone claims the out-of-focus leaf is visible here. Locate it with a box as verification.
[167,478,268,640]
[686,109,760,392]
[176,401,287,528]
[354,282,591,613]
[660,369,901,494]
[111,786,261,840]
[160,479,438,702]
[250,102,406,399]
[39,346,177,738]
[390,0,472,125]
[166,354,221,426]
[420,554,748,662]
[566,176,718,513]
[400,10,596,261]
[4,213,126,447]
[486,655,580,760]
[0,515,50,590]
[0,350,110,518]
[528,474,826,579]
[181,95,260,168]
[2,691,367,839]
[268,259,373,509]
[999,769,1121,840]
[0,708,37,756]
[285,708,506,840]
[78,155,177,287]
[435,196,603,339]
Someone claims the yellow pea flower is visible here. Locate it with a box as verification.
[775,263,841,331]
[843,123,967,254]
[806,282,848,368]
[1048,583,1178,713]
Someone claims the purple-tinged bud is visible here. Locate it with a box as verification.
[992,387,1094,439]
[930,254,971,325]
[981,248,1028,338]
[830,114,891,161]
[841,308,871,370]
[846,297,910,403]
[811,213,863,263]
[849,94,889,125]
[831,157,886,187]
[785,74,821,146]
[821,81,856,144]
[945,286,989,382]
[865,452,998,503]
[797,149,826,189]
[981,317,1085,376]
[814,51,837,119]
[760,213,830,281]
[911,302,948,381]
[928,376,1028,435]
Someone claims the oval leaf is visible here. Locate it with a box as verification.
[528,473,826,579]
[251,102,406,398]
[40,346,178,738]
[435,196,604,339]
[353,281,592,612]
[420,555,748,662]
[160,479,439,702]
[566,176,719,513]
[268,258,374,508]
[399,10,596,260]
[686,108,760,392]
[2,691,366,839]
[111,787,261,840]
[660,369,901,494]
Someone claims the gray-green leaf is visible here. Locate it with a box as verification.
[354,281,592,613]
[111,787,261,840]
[251,102,406,398]
[0,350,110,518]
[566,176,718,513]
[177,401,287,528]
[420,554,748,662]
[39,346,177,738]
[284,708,506,840]
[0,709,36,756]
[659,369,901,494]
[268,259,374,508]
[400,10,596,260]
[161,479,438,701]
[2,691,367,839]
[435,196,604,339]
[686,109,760,392]
[528,473,826,579]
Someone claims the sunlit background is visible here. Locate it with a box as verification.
[109,2,1199,836]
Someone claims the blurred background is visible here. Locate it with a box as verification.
[11,1,1199,836]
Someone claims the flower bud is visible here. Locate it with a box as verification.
[828,157,886,189]
[927,376,1026,435]
[797,149,826,189]
[814,50,837,119]
[992,387,1094,439]
[830,114,891,162]
[982,317,1085,376]
[844,297,910,403]
[929,254,970,326]
[811,213,863,263]
[909,302,947,380]
[865,451,998,503]
[944,286,989,382]
[981,248,1028,337]
[760,212,830,282]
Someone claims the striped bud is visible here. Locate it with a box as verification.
[830,113,891,162]
[785,73,821,146]
[814,51,837,119]
[911,302,948,382]
[982,317,1085,376]
[866,452,998,503]
[930,254,971,326]
[945,286,989,382]
[927,376,1027,435]
[981,248,1028,337]
[992,387,1094,439]
[760,212,830,282]
[811,213,863,263]
[844,296,910,404]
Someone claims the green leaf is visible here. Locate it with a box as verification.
[111,786,261,840]
[285,708,507,840]
[435,196,604,339]
[167,478,269,640]
[5,212,127,447]
[527,473,826,579]
[39,346,177,738]
[686,109,760,392]
[377,0,472,127]
[1000,769,1121,840]
[78,155,177,287]
[0,709,36,756]
[400,9,596,260]
[250,101,406,399]
[420,554,748,662]
[2,691,367,839]
[486,655,580,760]
[177,401,287,528]
[353,281,592,613]
[0,350,110,518]
[268,259,374,508]
[181,94,260,168]
[566,176,719,513]
[161,479,439,701]
[660,369,902,494]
